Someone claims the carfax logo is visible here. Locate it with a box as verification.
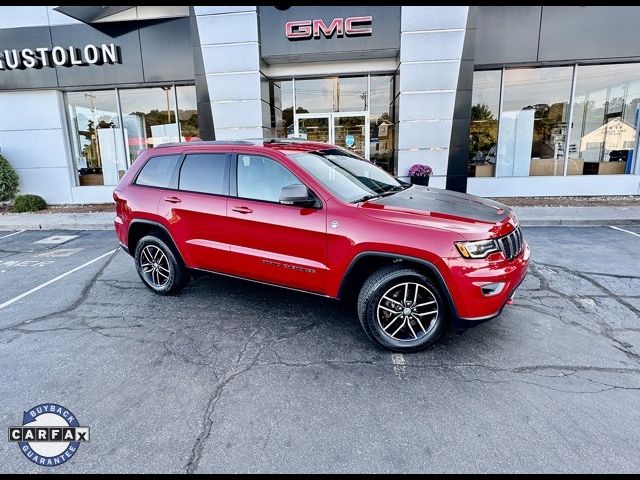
[8,404,90,467]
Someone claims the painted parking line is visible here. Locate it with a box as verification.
[0,248,117,310]
[0,230,25,240]
[609,225,640,238]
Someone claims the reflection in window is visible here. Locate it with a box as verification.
[179,154,227,195]
[568,63,640,175]
[119,87,179,162]
[497,67,573,177]
[369,75,395,173]
[496,67,573,177]
[270,80,293,138]
[294,77,368,113]
[67,90,124,186]
[337,76,368,112]
[67,85,199,186]
[176,85,200,142]
[468,70,501,178]
[237,155,299,203]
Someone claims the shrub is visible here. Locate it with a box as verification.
[13,194,47,213]
[0,153,19,201]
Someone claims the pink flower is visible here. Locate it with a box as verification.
[408,164,433,177]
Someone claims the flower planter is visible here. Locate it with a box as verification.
[410,175,430,186]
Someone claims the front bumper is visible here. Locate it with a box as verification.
[446,241,530,328]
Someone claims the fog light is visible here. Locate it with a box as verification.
[480,282,505,296]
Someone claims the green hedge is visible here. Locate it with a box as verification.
[13,194,47,212]
[0,154,19,202]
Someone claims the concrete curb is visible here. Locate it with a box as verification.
[0,222,114,231]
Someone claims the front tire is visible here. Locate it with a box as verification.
[134,235,189,295]
[357,265,447,352]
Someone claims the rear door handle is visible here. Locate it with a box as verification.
[163,196,182,203]
[232,206,253,214]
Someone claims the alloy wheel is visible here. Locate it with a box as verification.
[140,245,171,288]
[376,282,439,342]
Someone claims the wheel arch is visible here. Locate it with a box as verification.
[127,219,185,264]
[338,252,458,319]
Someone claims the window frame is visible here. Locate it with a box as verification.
[230,153,322,209]
[176,152,231,197]
[132,153,183,191]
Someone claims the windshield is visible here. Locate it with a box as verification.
[288,148,406,202]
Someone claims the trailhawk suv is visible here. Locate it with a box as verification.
[114,140,529,352]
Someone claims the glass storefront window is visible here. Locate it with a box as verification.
[269,74,394,170]
[119,87,179,162]
[269,80,293,138]
[568,63,640,175]
[498,67,573,177]
[468,70,501,178]
[176,85,200,142]
[369,75,394,172]
[337,76,368,112]
[295,76,368,114]
[67,84,198,186]
[67,90,124,186]
[295,78,335,114]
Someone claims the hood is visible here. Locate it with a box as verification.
[358,185,517,239]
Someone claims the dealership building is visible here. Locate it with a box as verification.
[1,6,640,204]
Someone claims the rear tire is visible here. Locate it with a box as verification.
[134,235,189,295]
[357,265,447,352]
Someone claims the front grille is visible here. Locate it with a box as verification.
[497,226,523,260]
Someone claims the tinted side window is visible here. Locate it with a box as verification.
[135,155,180,188]
[179,154,228,195]
[237,155,299,202]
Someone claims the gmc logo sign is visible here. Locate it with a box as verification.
[285,16,373,40]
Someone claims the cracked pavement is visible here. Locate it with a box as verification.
[0,226,639,473]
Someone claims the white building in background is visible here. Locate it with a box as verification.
[0,6,639,204]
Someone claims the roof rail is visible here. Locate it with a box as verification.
[155,140,257,148]
[264,138,313,143]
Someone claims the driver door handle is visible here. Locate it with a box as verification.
[163,196,182,203]
[232,206,253,214]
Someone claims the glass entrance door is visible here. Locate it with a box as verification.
[333,114,368,158]
[296,113,369,158]
[297,115,330,143]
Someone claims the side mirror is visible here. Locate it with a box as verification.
[279,184,317,207]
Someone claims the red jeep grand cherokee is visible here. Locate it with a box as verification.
[113,140,529,352]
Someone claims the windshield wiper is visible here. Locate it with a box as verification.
[353,185,408,203]
[352,193,382,203]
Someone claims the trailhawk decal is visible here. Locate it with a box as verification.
[262,259,316,274]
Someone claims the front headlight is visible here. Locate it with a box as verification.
[455,239,500,259]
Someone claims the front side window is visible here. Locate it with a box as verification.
[135,154,180,188]
[237,155,300,203]
[288,148,403,203]
[179,153,228,195]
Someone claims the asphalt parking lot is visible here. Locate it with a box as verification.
[1,225,639,473]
